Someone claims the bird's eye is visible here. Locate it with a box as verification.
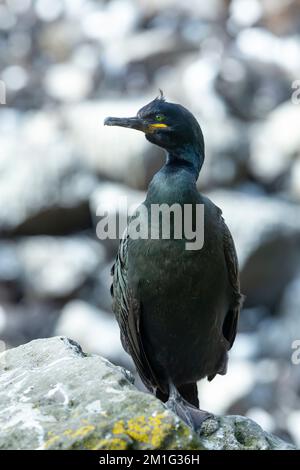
[155,114,165,122]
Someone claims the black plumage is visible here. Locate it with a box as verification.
[105,93,242,429]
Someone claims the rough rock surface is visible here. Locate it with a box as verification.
[0,337,295,450]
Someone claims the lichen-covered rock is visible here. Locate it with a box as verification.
[0,337,201,450]
[200,415,294,450]
[0,337,295,450]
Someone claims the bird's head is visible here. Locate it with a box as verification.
[104,91,204,158]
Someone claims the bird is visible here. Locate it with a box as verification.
[104,91,242,430]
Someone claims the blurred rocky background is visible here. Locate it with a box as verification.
[0,0,300,447]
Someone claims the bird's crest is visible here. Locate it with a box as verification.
[156,89,166,102]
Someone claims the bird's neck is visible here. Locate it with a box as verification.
[165,143,204,180]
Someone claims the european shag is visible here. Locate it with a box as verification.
[105,92,242,430]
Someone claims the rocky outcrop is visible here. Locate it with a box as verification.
[209,190,300,309]
[0,337,294,450]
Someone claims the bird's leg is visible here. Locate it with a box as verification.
[165,381,213,432]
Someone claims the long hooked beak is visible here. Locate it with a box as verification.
[104,116,145,131]
[104,116,168,133]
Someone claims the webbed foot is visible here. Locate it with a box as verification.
[164,382,213,432]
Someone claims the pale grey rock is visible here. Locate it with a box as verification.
[17,236,104,299]
[290,159,300,202]
[81,0,138,42]
[216,57,291,120]
[55,300,128,366]
[0,303,59,349]
[94,261,117,312]
[259,0,300,35]
[0,110,97,234]
[200,415,294,450]
[287,411,300,447]
[208,190,300,308]
[102,28,183,72]
[63,99,163,189]
[90,182,146,257]
[249,103,300,184]
[0,337,295,450]
[236,28,300,75]
[258,273,300,359]
[0,242,20,283]
[0,337,201,450]
[38,21,83,62]
[198,360,256,417]
[44,63,92,102]
[139,0,226,20]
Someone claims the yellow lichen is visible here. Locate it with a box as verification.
[90,438,128,450]
[112,420,125,435]
[44,435,60,449]
[149,414,172,447]
[40,411,200,450]
[112,412,172,448]
[63,424,95,439]
[127,416,151,443]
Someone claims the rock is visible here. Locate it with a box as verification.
[34,0,64,22]
[17,236,105,300]
[235,28,300,75]
[93,261,117,312]
[0,110,96,235]
[0,241,20,284]
[102,27,197,83]
[246,407,275,435]
[0,302,60,349]
[81,0,138,43]
[208,190,300,308]
[258,272,300,359]
[0,339,5,355]
[138,0,226,20]
[287,411,300,447]
[38,21,82,63]
[0,337,294,450]
[54,300,129,368]
[216,57,291,120]
[229,0,263,28]
[90,182,146,253]
[198,356,299,448]
[237,306,270,333]
[199,360,256,416]
[0,235,105,302]
[2,65,29,93]
[249,102,300,185]
[44,63,92,103]
[63,99,164,189]
[259,0,300,35]
[0,337,201,450]
[200,415,293,450]
[290,159,300,202]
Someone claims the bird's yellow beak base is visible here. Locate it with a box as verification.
[147,123,168,133]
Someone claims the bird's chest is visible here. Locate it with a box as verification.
[128,235,215,309]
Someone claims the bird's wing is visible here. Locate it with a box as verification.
[221,217,242,349]
[111,229,162,393]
